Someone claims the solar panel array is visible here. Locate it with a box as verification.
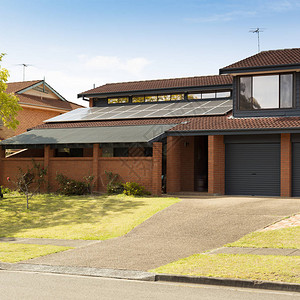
[46,99,232,123]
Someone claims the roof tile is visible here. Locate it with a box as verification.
[80,75,233,96]
[221,48,300,70]
[34,114,300,132]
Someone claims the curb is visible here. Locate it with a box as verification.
[155,274,300,293]
[0,263,155,282]
[1,262,299,292]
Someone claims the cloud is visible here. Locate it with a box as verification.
[185,10,256,23]
[266,0,300,12]
[82,55,151,75]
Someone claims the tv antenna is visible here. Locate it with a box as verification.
[249,28,265,53]
[16,63,33,81]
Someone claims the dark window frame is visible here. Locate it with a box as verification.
[238,73,295,111]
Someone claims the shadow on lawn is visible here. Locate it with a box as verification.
[0,193,145,238]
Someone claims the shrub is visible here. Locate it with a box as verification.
[55,173,94,195]
[123,182,151,196]
[105,171,124,194]
[8,160,48,209]
[1,186,12,194]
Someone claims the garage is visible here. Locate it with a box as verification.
[225,135,281,196]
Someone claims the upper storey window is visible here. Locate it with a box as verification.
[239,74,293,110]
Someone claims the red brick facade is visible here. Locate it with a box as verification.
[1,143,162,195]
[281,133,292,197]
[208,135,225,195]
[0,134,296,197]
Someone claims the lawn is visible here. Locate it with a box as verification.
[226,226,300,249]
[0,243,71,263]
[151,253,300,284]
[151,223,300,284]
[0,193,180,240]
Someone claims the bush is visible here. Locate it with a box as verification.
[55,173,94,195]
[105,171,124,194]
[1,186,12,194]
[123,182,151,196]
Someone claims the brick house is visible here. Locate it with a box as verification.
[0,80,82,140]
[2,48,300,197]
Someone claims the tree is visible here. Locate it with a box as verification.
[0,53,22,129]
[7,160,48,209]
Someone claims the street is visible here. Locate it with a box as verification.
[0,271,298,300]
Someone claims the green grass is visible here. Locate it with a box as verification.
[226,226,300,249]
[151,254,300,284]
[0,243,71,263]
[0,193,180,240]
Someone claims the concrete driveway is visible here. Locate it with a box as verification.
[24,196,300,271]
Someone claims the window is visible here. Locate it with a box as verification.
[108,97,129,104]
[55,148,83,157]
[201,92,216,99]
[188,93,202,100]
[239,74,293,110]
[158,95,171,101]
[216,91,231,98]
[188,90,231,100]
[145,95,158,102]
[132,96,145,103]
[170,94,184,101]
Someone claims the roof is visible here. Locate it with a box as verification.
[18,94,81,111]
[79,74,233,97]
[169,114,300,133]
[0,124,176,146]
[6,80,82,111]
[34,114,300,133]
[6,80,42,94]
[220,48,300,73]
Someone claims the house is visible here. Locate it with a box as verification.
[0,80,82,140]
[1,48,300,197]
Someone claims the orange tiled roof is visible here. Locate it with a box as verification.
[33,113,300,132]
[221,48,300,71]
[6,80,82,110]
[6,80,42,93]
[79,74,233,96]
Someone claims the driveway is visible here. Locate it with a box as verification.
[24,196,300,271]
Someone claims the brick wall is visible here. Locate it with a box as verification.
[208,135,225,194]
[166,136,195,193]
[281,133,292,197]
[99,157,153,192]
[152,142,162,195]
[180,136,195,191]
[166,136,181,193]
[15,107,59,136]
[0,143,163,195]
[0,106,67,140]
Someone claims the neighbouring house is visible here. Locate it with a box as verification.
[0,80,82,140]
[2,48,300,197]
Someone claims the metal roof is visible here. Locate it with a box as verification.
[0,124,176,146]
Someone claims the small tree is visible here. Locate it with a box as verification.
[8,160,47,209]
[0,53,22,129]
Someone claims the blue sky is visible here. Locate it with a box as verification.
[1,0,300,106]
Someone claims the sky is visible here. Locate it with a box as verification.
[1,0,300,107]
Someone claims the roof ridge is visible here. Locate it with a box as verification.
[7,79,42,84]
[100,74,232,87]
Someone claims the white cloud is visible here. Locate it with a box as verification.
[83,55,151,75]
[185,10,256,23]
[267,0,300,12]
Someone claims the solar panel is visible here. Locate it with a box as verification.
[45,99,233,123]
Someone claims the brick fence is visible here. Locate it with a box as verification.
[0,142,162,195]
